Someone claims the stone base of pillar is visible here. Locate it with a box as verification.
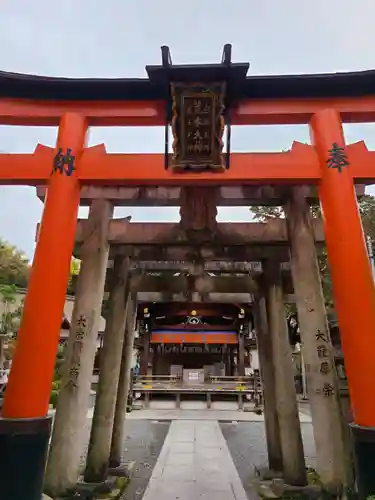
[68,463,134,498]
[350,423,375,498]
[109,456,121,469]
[0,416,52,500]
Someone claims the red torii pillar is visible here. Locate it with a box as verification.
[311,109,375,498]
[0,113,87,500]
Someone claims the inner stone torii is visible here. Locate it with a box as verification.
[41,181,352,496]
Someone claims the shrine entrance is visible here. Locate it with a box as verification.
[1,45,375,499]
[133,303,254,410]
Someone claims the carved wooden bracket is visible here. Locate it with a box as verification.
[179,187,218,235]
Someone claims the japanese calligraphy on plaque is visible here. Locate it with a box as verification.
[158,344,226,354]
[170,83,226,172]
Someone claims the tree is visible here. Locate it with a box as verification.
[0,239,30,288]
[251,205,284,221]
[251,194,375,308]
[0,284,22,371]
[0,237,81,295]
[0,239,81,376]
[358,194,375,242]
[251,203,322,221]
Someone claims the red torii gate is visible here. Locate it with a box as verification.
[1,52,375,498]
[2,110,374,425]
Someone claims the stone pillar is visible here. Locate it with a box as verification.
[284,186,350,492]
[44,199,113,498]
[238,333,245,377]
[152,345,158,375]
[109,293,136,468]
[264,260,307,486]
[140,330,150,375]
[226,349,231,376]
[148,345,155,376]
[84,255,130,483]
[253,296,283,473]
[230,348,234,376]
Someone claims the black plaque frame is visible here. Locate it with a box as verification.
[170,82,226,172]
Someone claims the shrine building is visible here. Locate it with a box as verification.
[135,302,256,381]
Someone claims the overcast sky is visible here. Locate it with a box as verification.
[0,0,375,258]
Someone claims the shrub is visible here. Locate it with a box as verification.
[50,390,59,409]
[52,380,61,391]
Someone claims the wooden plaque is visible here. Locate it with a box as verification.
[170,82,226,172]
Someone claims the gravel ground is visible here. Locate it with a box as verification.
[117,421,170,500]
[220,421,316,499]
[78,420,170,500]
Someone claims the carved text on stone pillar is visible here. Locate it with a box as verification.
[66,314,88,389]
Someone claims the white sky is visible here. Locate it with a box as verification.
[0,0,374,257]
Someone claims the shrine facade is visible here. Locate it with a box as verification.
[136,302,253,378]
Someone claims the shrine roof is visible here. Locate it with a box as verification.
[1,66,375,102]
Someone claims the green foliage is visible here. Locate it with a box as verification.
[54,345,66,381]
[306,467,321,485]
[70,257,81,276]
[359,194,375,242]
[52,346,67,387]
[0,236,80,297]
[251,206,283,221]
[0,284,22,335]
[0,283,17,302]
[49,390,59,408]
[96,477,130,499]
[0,239,30,288]
[56,343,66,358]
[318,248,334,308]
[52,380,61,391]
[67,257,81,295]
[251,194,375,309]
[251,204,322,222]
[101,298,110,320]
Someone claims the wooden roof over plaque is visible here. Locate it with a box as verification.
[148,45,246,173]
[3,46,375,102]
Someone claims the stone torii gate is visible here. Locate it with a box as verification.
[43,199,348,497]
[0,47,375,499]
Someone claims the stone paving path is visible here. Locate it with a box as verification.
[141,420,248,500]
[71,407,316,499]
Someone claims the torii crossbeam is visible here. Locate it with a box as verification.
[1,140,375,186]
